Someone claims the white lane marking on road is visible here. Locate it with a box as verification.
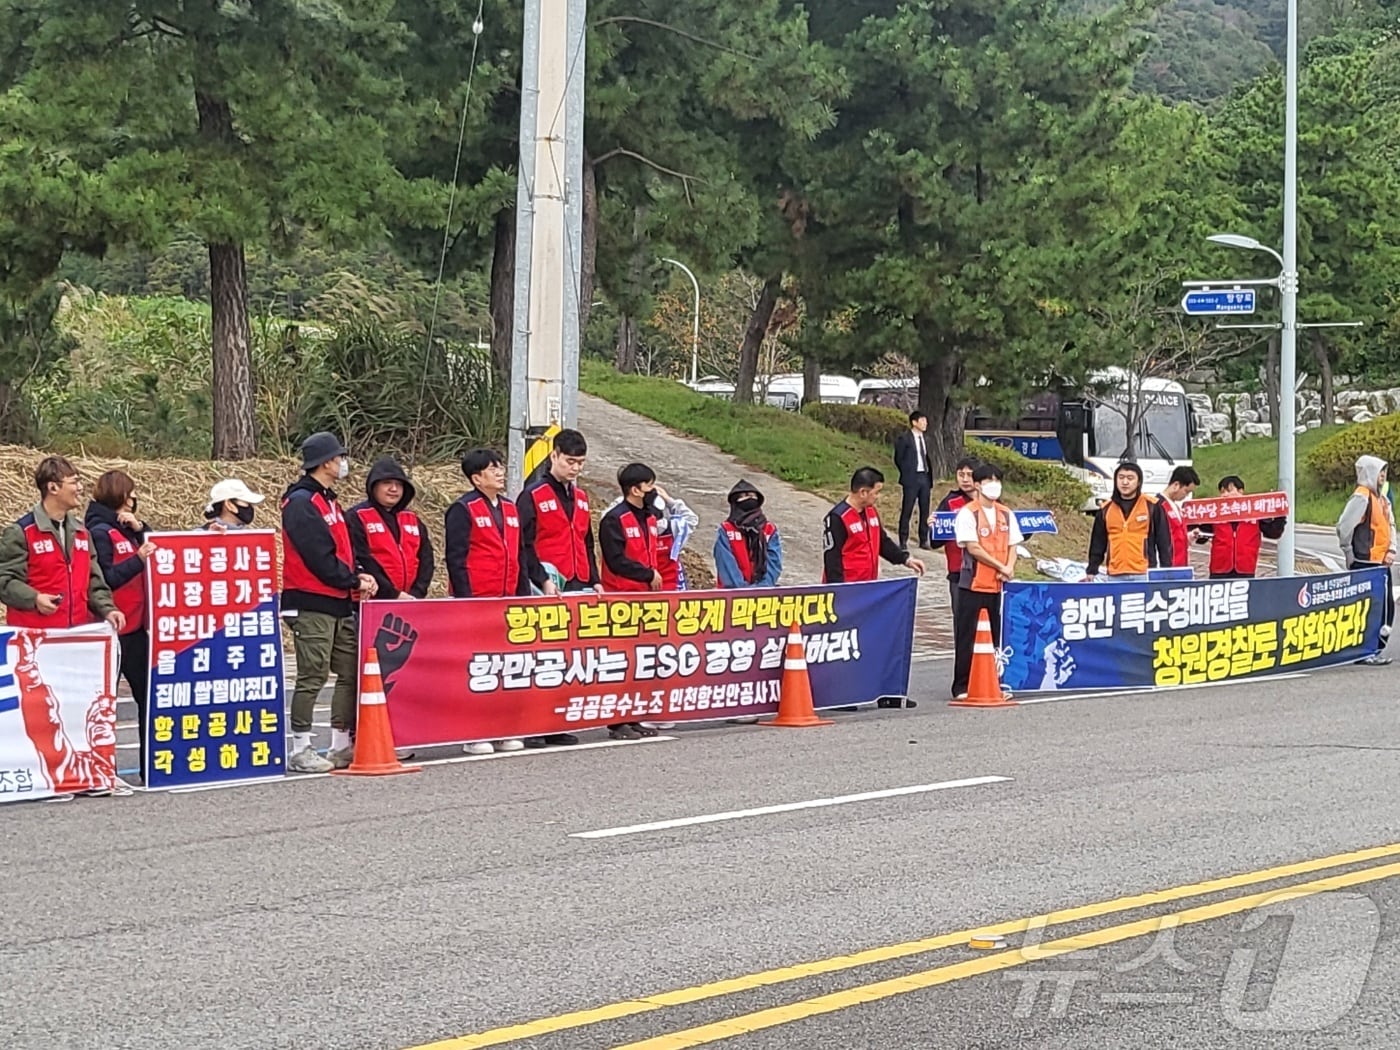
[162,736,675,793]
[1012,672,1311,706]
[570,777,1012,839]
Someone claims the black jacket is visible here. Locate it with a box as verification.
[822,500,909,583]
[599,501,656,585]
[281,475,362,616]
[444,489,531,598]
[893,429,931,485]
[517,473,601,588]
[347,458,435,600]
[84,502,149,597]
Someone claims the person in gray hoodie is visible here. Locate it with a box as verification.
[1336,453,1395,664]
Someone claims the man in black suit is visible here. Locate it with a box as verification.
[893,410,933,550]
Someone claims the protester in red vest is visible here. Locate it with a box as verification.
[714,480,782,588]
[932,457,979,615]
[822,467,925,584]
[1194,475,1287,579]
[348,458,435,601]
[598,462,663,739]
[0,456,121,633]
[519,427,601,595]
[445,448,529,755]
[85,470,157,777]
[1157,465,1200,569]
[281,432,378,774]
[516,429,595,748]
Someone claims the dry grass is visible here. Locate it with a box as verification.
[0,447,715,596]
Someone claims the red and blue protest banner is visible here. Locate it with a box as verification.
[145,531,287,788]
[358,578,917,747]
[0,625,120,803]
[1001,568,1386,693]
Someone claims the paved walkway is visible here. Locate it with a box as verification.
[577,392,954,658]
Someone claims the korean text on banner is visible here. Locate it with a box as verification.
[929,510,1058,542]
[358,579,917,747]
[0,625,119,803]
[145,531,288,789]
[1181,491,1290,525]
[1001,569,1386,693]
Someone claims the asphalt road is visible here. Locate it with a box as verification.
[4,657,1400,1050]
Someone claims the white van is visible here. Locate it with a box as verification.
[762,373,860,409]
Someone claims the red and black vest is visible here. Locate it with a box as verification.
[353,505,423,596]
[456,493,522,599]
[1209,521,1263,576]
[526,480,591,582]
[718,521,777,587]
[601,507,658,592]
[282,489,355,598]
[1161,498,1190,568]
[943,492,970,576]
[9,513,95,629]
[654,530,681,591]
[825,503,882,583]
[104,526,146,634]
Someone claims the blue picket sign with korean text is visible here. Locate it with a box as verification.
[144,530,287,788]
[1001,569,1387,692]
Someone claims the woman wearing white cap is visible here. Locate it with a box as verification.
[203,479,266,531]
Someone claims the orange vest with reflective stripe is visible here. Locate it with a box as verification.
[966,501,1012,594]
[1105,495,1155,576]
[1351,486,1392,564]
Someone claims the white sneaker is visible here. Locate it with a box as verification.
[288,746,334,774]
[328,747,354,770]
[728,716,760,724]
[463,741,495,755]
[497,739,525,751]
[642,722,676,730]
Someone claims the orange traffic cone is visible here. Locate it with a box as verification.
[332,648,422,776]
[949,610,1017,708]
[761,622,834,728]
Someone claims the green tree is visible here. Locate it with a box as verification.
[1214,35,1400,422]
[0,2,433,458]
[788,0,1161,472]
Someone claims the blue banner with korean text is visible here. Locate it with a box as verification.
[929,509,1058,542]
[1001,569,1387,692]
[144,531,287,788]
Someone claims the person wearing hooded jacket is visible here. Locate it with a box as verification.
[347,458,435,601]
[715,480,782,588]
[1085,460,1174,580]
[281,432,379,774]
[1337,454,1396,665]
[86,469,157,778]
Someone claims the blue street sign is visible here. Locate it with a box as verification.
[1181,289,1257,316]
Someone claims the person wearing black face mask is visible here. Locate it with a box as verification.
[202,479,265,531]
[714,480,783,588]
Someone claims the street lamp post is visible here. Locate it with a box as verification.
[662,257,700,387]
[1202,0,1300,576]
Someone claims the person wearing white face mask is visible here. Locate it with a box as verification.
[280,432,379,773]
[950,463,1023,700]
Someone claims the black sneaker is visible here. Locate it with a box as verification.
[543,733,580,746]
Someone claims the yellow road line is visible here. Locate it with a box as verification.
[614,859,1400,1049]
[407,841,1400,1049]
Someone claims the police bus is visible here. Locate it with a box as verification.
[966,372,1196,510]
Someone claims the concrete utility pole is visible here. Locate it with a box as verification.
[508,0,587,496]
[1276,0,1300,577]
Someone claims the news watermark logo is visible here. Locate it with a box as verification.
[1004,889,1379,1029]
